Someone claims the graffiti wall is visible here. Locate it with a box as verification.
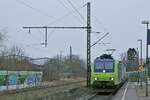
[0,71,43,91]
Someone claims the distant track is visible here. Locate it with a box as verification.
[0,80,85,96]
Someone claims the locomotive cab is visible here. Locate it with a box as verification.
[91,54,126,89]
[91,54,119,88]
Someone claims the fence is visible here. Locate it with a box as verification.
[127,70,147,82]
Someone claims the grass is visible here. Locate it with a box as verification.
[0,88,49,100]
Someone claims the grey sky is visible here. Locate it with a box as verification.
[0,0,150,60]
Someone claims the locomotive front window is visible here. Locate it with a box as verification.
[95,61,104,70]
[104,61,114,69]
[94,60,114,72]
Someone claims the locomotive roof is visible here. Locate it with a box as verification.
[94,58,114,62]
[95,54,114,60]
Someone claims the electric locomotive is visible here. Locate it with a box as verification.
[91,54,126,88]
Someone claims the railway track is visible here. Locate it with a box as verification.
[77,92,98,100]
[77,90,114,100]
[0,80,85,96]
[77,89,117,100]
[78,81,127,100]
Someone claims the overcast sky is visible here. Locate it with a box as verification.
[0,0,150,60]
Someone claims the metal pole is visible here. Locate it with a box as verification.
[87,2,91,87]
[23,26,87,29]
[70,46,73,77]
[137,48,140,84]
[138,39,143,87]
[146,23,149,96]
[6,70,8,90]
[45,27,48,47]
[142,21,149,96]
[140,40,143,87]
[140,40,143,65]
[23,26,87,48]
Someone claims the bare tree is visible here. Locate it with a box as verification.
[7,45,25,60]
[43,54,86,81]
[43,57,62,81]
[0,30,6,42]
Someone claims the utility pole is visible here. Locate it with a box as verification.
[146,22,149,96]
[137,48,140,84]
[45,27,48,47]
[138,39,143,87]
[87,2,91,87]
[142,20,149,96]
[23,2,92,87]
[70,46,73,77]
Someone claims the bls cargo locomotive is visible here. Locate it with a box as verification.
[91,54,126,88]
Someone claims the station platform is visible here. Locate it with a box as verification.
[136,82,150,100]
[112,82,150,100]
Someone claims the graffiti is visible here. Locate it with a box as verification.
[27,74,36,85]
[0,71,7,86]
[0,71,43,91]
[8,74,18,85]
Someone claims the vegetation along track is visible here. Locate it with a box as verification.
[0,80,85,96]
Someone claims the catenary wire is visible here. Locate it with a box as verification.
[57,0,84,25]
[15,0,56,19]
[46,5,86,26]
[66,0,86,23]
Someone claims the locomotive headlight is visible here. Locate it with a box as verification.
[94,77,97,80]
[111,78,114,80]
